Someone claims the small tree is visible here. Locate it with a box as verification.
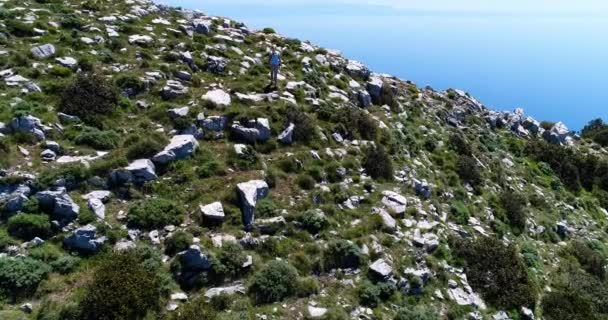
[501,191,527,232]
[249,260,298,304]
[78,251,163,320]
[451,236,537,309]
[59,72,119,125]
[363,145,393,180]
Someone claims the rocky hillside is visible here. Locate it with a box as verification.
[0,0,607,319]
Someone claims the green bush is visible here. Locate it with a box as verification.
[363,145,393,180]
[500,191,527,232]
[7,213,51,240]
[457,155,482,186]
[0,256,51,301]
[449,134,473,156]
[211,242,248,280]
[323,240,362,270]
[0,229,16,250]
[72,127,120,150]
[165,295,216,320]
[262,28,276,34]
[256,198,279,218]
[581,118,608,147]
[250,260,298,304]
[164,231,192,256]
[570,240,607,280]
[50,255,81,274]
[296,174,316,190]
[451,236,537,309]
[296,276,319,297]
[541,290,596,320]
[298,210,328,234]
[78,251,163,320]
[394,306,439,320]
[59,72,119,125]
[284,106,314,143]
[124,133,168,160]
[332,107,378,141]
[358,281,394,307]
[115,74,147,96]
[128,198,185,230]
[7,20,34,37]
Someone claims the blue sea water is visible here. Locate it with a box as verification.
[160,1,608,130]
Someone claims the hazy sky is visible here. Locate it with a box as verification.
[171,0,608,15]
[161,0,608,129]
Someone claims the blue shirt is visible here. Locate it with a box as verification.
[270,52,280,66]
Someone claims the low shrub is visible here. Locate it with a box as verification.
[78,251,163,320]
[298,210,328,234]
[211,242,248,280]
[570,240,607,280]
[457,155,482,186]
[59,72,119,125]
[72,127,120,150]
[50,255,81,274]
[128,198,185,230]
[0,256,51,301]
[323,240,362,270]
[296,174,316,190]
[249,260,298,304]
[500,191,527,232]
[358,281,395,307]
[363,145,393,180]
[541,290,595,320]
[256,198,279,218]
[284,106,314,143]
[7,213,51,240]
[451,236,537,309]
[394,306,439,320]
[164,231,192,256]
[124,133,168,160]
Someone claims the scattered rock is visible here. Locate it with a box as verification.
[237,180,269,228]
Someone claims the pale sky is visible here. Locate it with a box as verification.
[182,0,608,15]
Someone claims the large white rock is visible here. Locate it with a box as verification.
[152,135,198,165]
[231,118,271,143]
[204,283,246,299]
[200,202,225,224]
[128,34,154,45]
[308,305,328,319]
[374,207,397,232]
[236,180,269,228]
[381,190,407,215]
[161,80,188,99]
[202,89,231,107]
[112,159,157,184]
[366,76,383,103]
[31,44,56,59]
[278,123,295,145]
[369,258,393,279]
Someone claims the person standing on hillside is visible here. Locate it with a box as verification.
[268,47,282,87]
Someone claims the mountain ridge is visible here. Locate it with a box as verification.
[0,0,607,319]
